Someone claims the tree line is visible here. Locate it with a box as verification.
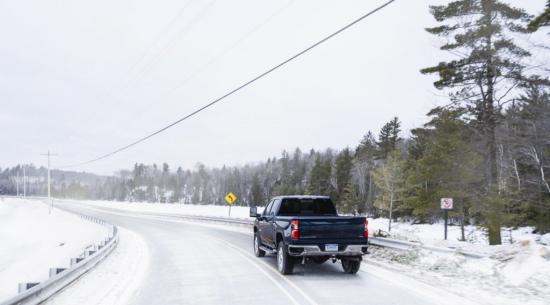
[1,1,549,244]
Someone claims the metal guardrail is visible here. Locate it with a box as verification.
[368,236,486,258]
[159,213,486,258]
[0,204,119,305]
[171,214,254,226]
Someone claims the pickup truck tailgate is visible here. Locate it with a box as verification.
[298,217,365,239]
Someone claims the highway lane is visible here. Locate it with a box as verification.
[56,200,464,305]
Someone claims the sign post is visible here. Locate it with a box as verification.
[440,198,453,240]
[224,192,237,216]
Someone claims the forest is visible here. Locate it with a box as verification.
[1,1,549,244]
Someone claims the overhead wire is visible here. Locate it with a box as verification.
[130,0,296,117]
[164,0,296,95]
[99,0,197,99]
[135,0,219,78]
[58,0,396,169]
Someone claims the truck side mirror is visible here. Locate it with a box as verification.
[249,206,259,218]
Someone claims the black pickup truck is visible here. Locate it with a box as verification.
[250,195,368,275]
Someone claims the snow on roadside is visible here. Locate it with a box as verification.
[44,228,150,305]
[364,217,550,304]
[0,198,109,301]
[367,238,550,305]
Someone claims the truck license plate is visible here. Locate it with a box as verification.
[325,244,338,252]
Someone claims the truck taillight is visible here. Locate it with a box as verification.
[291,219,299,240]
[363,218,369,238]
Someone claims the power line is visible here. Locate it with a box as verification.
[164,0,296,95]
[136,0,219,78]
[131,0,296,118]
[99,0,216,102]
[99,0,197,98]
[125,0,196,75]
[59,0,396,169]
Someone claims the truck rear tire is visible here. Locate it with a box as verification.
[341,259,361,274]
[277,242,294,275]
[254,233,265,257]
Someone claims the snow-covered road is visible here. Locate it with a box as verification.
[49,200,478,305]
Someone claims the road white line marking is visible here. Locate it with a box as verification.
[69,204,306,305]
[210,238,303,305]
[216,238,320,305]
[74,204,319,305]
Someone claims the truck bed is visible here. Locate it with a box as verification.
[277,216,365,240]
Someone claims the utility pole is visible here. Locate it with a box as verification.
[23,165,26,200]
[16,170,20,197]
[41,151,57,213]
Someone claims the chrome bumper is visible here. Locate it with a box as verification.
[287,244,368,257]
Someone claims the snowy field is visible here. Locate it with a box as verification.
[0,198,109,301]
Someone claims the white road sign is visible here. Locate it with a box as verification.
[440,198,453,210]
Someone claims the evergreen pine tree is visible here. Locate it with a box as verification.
[421,0,531,244]
[307,153,332,196]
[377,117,401,159]
[528,1,550,31]
[405,109,482,235]
[340,181,361,215]
[334,148,353,206]
[250,173,264,206]
[354,131,378,214]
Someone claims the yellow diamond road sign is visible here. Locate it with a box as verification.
[225,192,237,205]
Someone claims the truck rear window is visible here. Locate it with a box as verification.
[277,198,337,216]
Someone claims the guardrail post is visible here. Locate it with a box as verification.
[18,282,39,293]
[70,257,84,265]
[49,268,66,278]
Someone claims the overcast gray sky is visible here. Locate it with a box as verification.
[1,0,546,175]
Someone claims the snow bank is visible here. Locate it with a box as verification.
[0,198,109,300]
[366,216,550,304]
[367,237,550,305]
[498,240,550,286]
